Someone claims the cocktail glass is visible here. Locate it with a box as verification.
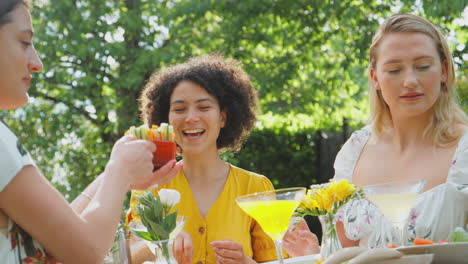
[152,140,177,170]
[363,179,426,246]
[236,187,306,264]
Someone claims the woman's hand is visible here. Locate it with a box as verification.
[174,230,193,264]
[130,159,183,190]
[106,135,155,188]
[106,135,183,190]
[211,239,254,264]
[282,217,320,257]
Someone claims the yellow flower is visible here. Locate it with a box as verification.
[316,188,334,213]
[304,188,332,213]
[329,180,356,203]
[296,180,362,217]
[302,194,320,209]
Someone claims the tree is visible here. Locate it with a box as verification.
[1,0,466,199]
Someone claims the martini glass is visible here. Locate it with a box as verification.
[236,187,306,264]
[363,179,426,247]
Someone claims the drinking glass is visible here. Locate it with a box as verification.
[363,179,426,246]
[103,227,130,264]
[152,140,177,170]
[236,187,306,264]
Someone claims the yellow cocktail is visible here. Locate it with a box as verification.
[237,200,300,240]
[363,179,425,246]
[236,187,306,264]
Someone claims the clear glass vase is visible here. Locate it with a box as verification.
[319,213,342,258]
[148,239,178,264]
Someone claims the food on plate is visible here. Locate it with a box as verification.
[451,227,468,242]
[413,238,435,245]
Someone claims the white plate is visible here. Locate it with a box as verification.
[263,254,321,264]
[397,242,468,264]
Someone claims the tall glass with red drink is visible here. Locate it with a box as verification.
[152,140,176,170]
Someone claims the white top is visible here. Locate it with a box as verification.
[0,121,49,263]
[334,126,468,247]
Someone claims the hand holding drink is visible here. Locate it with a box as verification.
[126,123,177,170]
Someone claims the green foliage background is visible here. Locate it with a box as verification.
[1,0,466,201]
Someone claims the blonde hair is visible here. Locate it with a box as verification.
[368,13,468,147]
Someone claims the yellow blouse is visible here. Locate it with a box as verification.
[127,164,277,264]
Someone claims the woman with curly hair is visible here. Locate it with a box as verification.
[126,54,278,264]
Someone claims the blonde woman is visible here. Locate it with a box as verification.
[283,13,468,255]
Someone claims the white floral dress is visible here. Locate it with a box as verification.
[334,126,468,248]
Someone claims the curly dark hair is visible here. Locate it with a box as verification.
[139,54,259,152]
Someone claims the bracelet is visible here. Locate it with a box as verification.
[81,192,92,200]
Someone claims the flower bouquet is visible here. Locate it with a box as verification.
[294,180,364,258]
[131,189,184,264]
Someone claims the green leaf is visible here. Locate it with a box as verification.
[149,221,169,240]
[131,230,155,241]
[163,211,178,233]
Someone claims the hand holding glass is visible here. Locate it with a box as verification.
[152,140,176,170]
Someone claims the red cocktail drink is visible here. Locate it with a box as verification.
[152,140,177,170]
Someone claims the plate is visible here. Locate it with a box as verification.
[397,242,468,264]
[263,254,321,264]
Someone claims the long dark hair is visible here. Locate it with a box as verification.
[0,0,29,27]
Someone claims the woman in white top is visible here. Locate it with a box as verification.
[283,13,468,256]
[0,1,182,263]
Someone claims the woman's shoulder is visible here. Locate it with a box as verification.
[340,125,373,153]
[333,125,372,181]
[228,164,274,191]
[452,126,468,159]
[447,126,468,184]
[456,125,468,148]
[229,164,259,175]
[0,121,35,192]
[0,121,17,146]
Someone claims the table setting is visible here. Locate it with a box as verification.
[257,179,468,264]
[101,136,468,264]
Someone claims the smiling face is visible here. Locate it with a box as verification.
[0,4,42,110]
[370,32,447,120]
[168,81,226,155]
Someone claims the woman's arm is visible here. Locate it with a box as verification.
[70,174,103,214]
[0,136,182,264]
[282,218,319,257]
[71,158,182,216]
[211,239,256,264]
[0,164,127,264]
[336,220,360,247]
